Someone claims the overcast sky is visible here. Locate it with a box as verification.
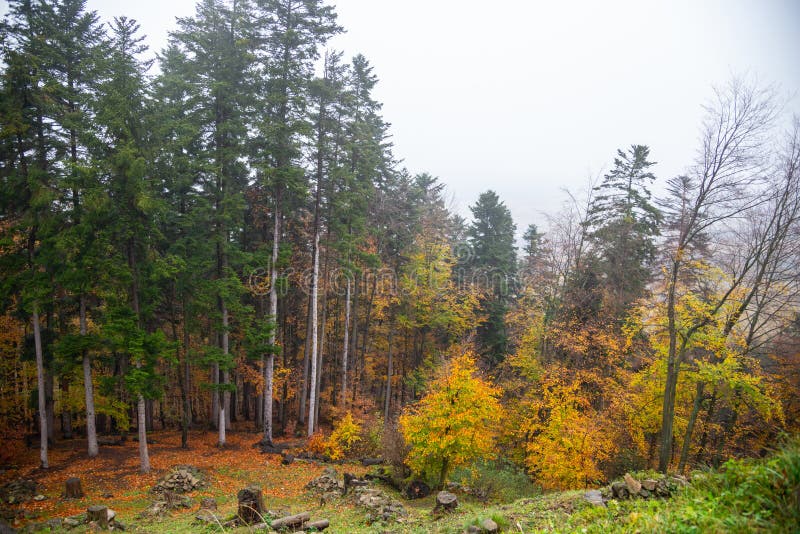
[7,0,799,237]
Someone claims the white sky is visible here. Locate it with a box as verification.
[5,0,799,237]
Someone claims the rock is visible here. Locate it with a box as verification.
[303,519,329,531]
[360,458,383,466]
[623,473,642,495]
[237,485,265,525]
[270,511,311,530]
[112,521,126,531]
[32,495,45,502]
[434,491,458,513]
[200,497,217,510]
[45,519,62,530]
[0,480,38,505]
[282,454,295,465]
[466,526,481,534]
[584,489,605,506]
[611,481,629,499]
[0,520,15,534]
[638,488,651,498]
[669,475,689,487]
[480,518,498,532]
[351,486,407,522]
[641,479,657,492]
[152,465,205,494]
[404,480,430,500]
[101,493,114,499]
[305,470,341,494]
[63,517,81,529]
[194,509,218,525]
[107,509,116,522]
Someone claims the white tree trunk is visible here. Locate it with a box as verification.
[219,301,229,447]
[80,296,98,457]
[137,393,150,472]
[33,308,48,469]
[264,201,280,445]
[307,229,320,437]
[341,277,350,406]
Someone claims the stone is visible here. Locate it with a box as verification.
[638,489,651,498]
[480,518,498,533]
[106,509,116,522]
[63,517,81,529]
[45,519,62,530]
[611,481,629,499]
[194,509,219,524]
[623,473,642,495]
[200,497,217,510]
[434,491,458,513]
[281,454,295,465]
[32,495,45,502]
[641,479,657,492]
[584,489,605,506]
[466,526,481,534]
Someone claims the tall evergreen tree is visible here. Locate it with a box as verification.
[467,190,517,365]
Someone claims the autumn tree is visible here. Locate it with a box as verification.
[400,347,501,488]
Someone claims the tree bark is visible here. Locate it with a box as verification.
[33,308,48,468]
[341,277,351,406]
[307,229,320,437]
[80,296,99,457]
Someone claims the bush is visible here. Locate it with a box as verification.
[451,459,541,502]
[325,412,362,460]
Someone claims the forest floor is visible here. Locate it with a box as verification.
[1,428,798,533]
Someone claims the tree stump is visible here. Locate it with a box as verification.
[87,505,109,529]
[270,511,310,530]
[65,477,84,499]
[404,480,431,500]
[200,497,217,510]
[434,491,458,513]
[236,485,264,525]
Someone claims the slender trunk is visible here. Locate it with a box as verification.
[33,308,48,468]
[137,394,150,472]
[314,288,327,430]
[658,257,682,472]
[219,301,229,447]
[341,277,351,406]
[307,229,320,437]
[180,305,190,449]
[81,296,98,457]
[678,381,705,473]
[211,363,219,429]
[299,293,312,424]
[384,323,393,422]
[263,193,280,446]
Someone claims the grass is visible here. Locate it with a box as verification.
[1,430,798,533]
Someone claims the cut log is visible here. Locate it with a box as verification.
[270,511,311,530]
[236,485,264,525]
[360,457,383,466]
[303,519,329,531]
[64,477,84,499]
[87,505,109,529]
[434,491,458,513]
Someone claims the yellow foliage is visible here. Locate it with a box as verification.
[523,369,616,489]
[324,412,362,460]
[400,347,502,487]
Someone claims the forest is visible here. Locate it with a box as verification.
[1,0,799,532]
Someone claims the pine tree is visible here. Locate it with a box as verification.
[467,190,517,365]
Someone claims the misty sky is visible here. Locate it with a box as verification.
[7,0,800,238]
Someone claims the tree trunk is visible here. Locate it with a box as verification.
[678,381,705,473]
[263,191,280,446]
[137,394,149,472]
[384,323,393,421]
[307,229,320,437]
[341,277,351,406]
[80,296,99,457]
[219,301,229,447]
[658,257,682,473]
[33,308,48,468]
[299,292,312,425]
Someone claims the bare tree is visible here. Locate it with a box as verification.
[657,79,779,473]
